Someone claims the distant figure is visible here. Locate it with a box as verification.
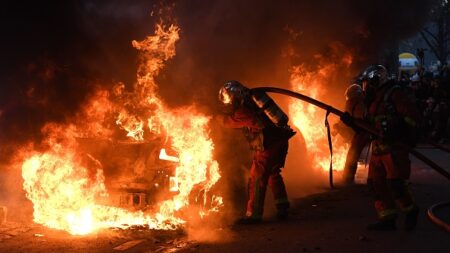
[416,48,426,66]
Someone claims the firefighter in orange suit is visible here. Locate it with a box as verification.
[217,80,295,224]
[352,65,421,230]
[340,84,371,185]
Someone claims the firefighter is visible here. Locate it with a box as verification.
[217,80,295,224]
[343,65,421,230]
[340,84,371,185]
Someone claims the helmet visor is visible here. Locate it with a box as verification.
[219,88,233,104]
[362,79,369,92]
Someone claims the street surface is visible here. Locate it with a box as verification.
[0,148,449,253]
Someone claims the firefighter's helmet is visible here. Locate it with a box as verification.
[218,80,249,109]
[344,84,364,101]
[361,64,388,91]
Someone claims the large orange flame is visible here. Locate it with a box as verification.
[21,23,222,235]
[289,55,352,173]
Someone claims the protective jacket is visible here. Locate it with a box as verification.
[219,93,294,219]
[366,80,421,220]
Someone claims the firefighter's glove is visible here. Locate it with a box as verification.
[340,112,356,130]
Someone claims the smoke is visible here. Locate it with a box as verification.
[0,0,437,157]
[0,0,437,225]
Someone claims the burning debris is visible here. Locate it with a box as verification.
[111,145,178,210]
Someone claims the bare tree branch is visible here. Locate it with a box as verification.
[423,27,439,43]
[420,30,439,49]
[418,1,450,63]
[420,31,444,62]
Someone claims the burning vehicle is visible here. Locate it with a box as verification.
[15,21,358,236]
[77,138,180,211]
[19,24,223,235]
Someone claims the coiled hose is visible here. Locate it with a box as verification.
[427,201,450,232]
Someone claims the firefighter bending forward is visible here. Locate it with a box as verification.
[217,80,295,224]
[358,65,420,231]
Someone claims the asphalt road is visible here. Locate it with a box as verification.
[0,148,449,253]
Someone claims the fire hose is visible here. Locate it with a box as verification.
[427,140,450,154]
[251,87,450,181]
[253,86,450,232]
[427,201,450,232]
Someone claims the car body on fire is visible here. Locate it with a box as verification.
[77,137,178,211]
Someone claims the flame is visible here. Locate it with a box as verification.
[115,112,145,141]
[22,150,104,235]
[22,147,185,235]
[159,148,179,162]
[21,23,223,235]
[289,59,352,173]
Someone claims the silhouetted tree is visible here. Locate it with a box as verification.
[420,0,450,65]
